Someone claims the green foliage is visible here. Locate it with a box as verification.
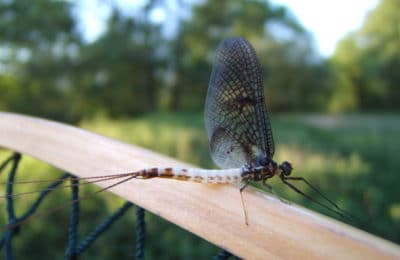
[169,0,330,111]
[0,0,76,46]
[1,0,335,121]
[74,9,165,118]
[0,74,19,110]
[0,0,81,122]
[330,0,400,112]
[1,112,399,258]
[1,0,398,120]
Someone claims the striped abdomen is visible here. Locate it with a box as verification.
[135,167,242,184]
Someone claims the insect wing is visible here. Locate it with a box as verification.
[204,38,274,168]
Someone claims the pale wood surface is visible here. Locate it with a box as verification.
[0,111,399,259]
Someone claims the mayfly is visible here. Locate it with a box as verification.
[2,37,354,227]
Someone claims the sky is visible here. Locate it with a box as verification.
[270,0,380,56]
[78,0,380,57]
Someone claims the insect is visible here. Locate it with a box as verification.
[2,37,353,228]
[121,37,292,190]
[122,37,352,224]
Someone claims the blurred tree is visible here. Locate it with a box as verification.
[2,0,397,120]
[0,0,166,121]
[0,0,75,46]
[74,7,165,118]
[0,74,19,110]
[329,35,361,112]
[0,0,80,121]
[168,0,330,111]
[330,0,400,112]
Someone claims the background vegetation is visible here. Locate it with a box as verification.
[0,0,399,258]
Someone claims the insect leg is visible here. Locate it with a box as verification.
[239,179,251,226]
[280,176,350,220]
[283,176,359,222]
[262,179,287,204]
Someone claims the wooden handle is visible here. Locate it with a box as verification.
[0,112,399,259]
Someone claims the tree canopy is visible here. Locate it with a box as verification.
[0,0,398,122]
[330,0,400,112]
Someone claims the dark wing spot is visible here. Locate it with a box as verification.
[236,96,255,106]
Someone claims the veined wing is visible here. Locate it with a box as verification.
[204,37,274,169]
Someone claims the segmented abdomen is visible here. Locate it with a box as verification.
[136,167,242,184]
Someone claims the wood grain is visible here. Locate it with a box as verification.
[0,112,399,259]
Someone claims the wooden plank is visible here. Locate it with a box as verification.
[0,111,399,259]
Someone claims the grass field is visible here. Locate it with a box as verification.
[1,112,399,258]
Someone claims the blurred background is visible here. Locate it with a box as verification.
[0,0,399,258]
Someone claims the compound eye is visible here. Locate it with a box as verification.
[280,161,293,176]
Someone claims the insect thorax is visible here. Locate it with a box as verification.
[241,156,278,182]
